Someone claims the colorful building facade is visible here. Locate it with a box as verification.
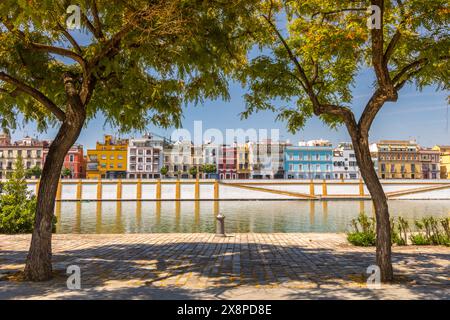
[86,135,128,179]
[433,145,450,179]
[419,148,440,180]
[0,133,49,179]
[127,134,164,179]
[284,140,333,179]
[237,144,250,179]
[218,145,237,179]
[44,144,86,179]
[332,142,360,180]
[377,140,421,179]
[248,140,288,179]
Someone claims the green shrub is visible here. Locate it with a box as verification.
[347,231,376,247]
[410,233,430,245]
[0,156,56,234]
[346,212,376,246]
[391,216,409,246]
[409,217,449,246]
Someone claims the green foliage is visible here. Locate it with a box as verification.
[346,212,376,246]
[348,213,450,247]
[25,165,42,179]
[0,0,262,132]
[347,232,377,247]
[238,0,449,132]
[189,166,198,177]
[410,217,450,246]
[160,166,168,176]
[200,164,217,174]
[391,216,409,246]
[61,167,72,178]
[0,157,35,233]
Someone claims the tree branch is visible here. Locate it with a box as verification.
[1,17,87,73]
[392,58,428,84]
[384,28,402,64]
[55,20,83,54]
[371,0,395,93]
[311,8,366,19]
[358,89,388,135]
[262,15,309,94]
[262,14,357,130]
[30,43,87,73]
[0,72,66,121]
[90,0,104,40]
[88,23,134,68]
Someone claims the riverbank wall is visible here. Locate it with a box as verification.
[15,179,450,201]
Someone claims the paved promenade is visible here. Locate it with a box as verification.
[0,234,449,300]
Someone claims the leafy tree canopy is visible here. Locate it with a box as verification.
[0,0,262,132]
[239,0,449,132]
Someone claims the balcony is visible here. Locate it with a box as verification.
[87,163,99,171]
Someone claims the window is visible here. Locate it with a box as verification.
[101,155,106,160]
[118,155,123,160]
[69,155,74,162]
[110,155,114,160]
[289,164,294,171]
[118,163,123,169]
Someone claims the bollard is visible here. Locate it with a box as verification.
[216,213,226,237]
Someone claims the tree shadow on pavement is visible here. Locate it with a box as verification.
[1,240,449,300]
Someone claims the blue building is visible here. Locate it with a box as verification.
[284,140,333,179]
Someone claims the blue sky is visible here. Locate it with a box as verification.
[8,20,450,149]
[11,69,449,150]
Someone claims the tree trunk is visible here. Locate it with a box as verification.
[24,84,86,281]
[349,130,394,282]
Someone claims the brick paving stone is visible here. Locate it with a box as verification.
[0,233,449,300]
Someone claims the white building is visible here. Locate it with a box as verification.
[248,139,290,179]
[332,142,360,180]
[127,133,164,179]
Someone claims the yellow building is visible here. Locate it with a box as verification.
[377,140,421,179]
[237,144,250,179]
[86,135,128,179]
[433,145,450,179]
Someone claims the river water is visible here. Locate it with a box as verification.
[54,200,450,234]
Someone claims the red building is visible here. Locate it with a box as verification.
[218,145,237,179]
[43,144,86,178]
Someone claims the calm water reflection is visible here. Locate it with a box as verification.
[54,200,450,234]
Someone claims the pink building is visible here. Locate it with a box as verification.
[218,145,237,179]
